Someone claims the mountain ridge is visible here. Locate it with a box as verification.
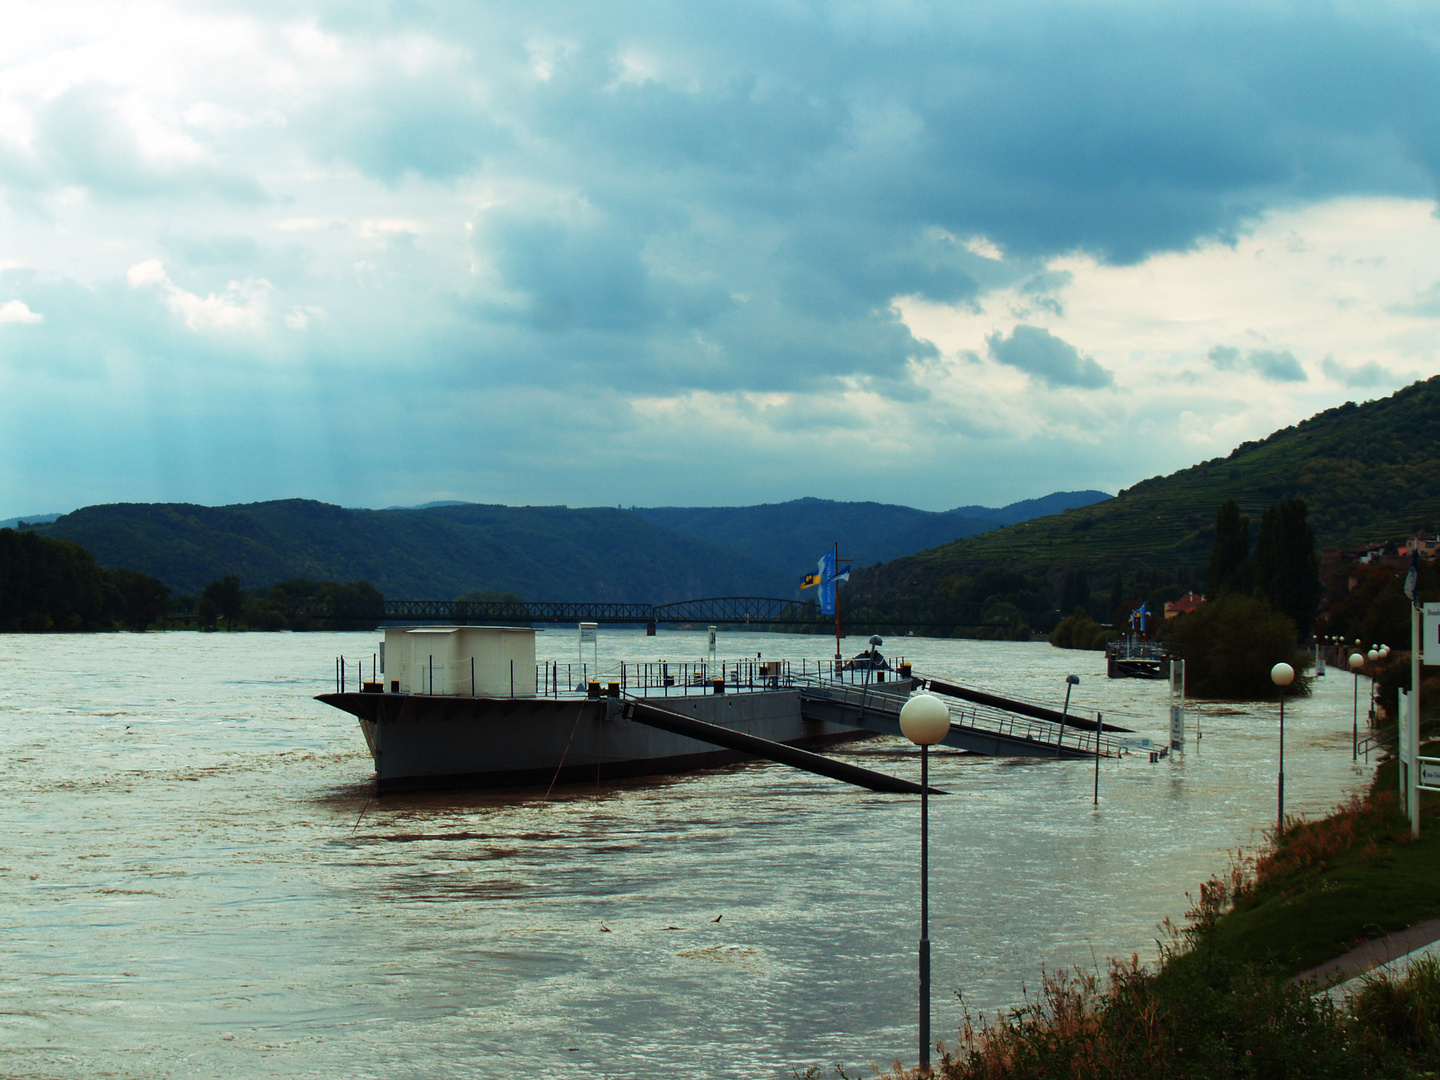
[33,491,1107,601]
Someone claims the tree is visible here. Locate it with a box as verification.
[120,570,169,632]
[1253,498,1321,640]
[1206,500,1251,597]
[197,594,220,631]
[0,528,110,631]
[1060,568,1092,616]
[1161,592,1311,699]
[202,575,245,630]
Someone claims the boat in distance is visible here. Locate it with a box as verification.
[316,625,917,794]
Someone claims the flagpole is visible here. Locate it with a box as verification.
[834,540,842,660]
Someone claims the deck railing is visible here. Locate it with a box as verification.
[797,676,1132,758]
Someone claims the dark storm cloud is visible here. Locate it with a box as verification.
[275,0,1439,400]
[985,325,1113,389]
[6,0,1439,517]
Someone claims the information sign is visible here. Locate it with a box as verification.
[1421,761,1440,789]
[1425,604,1440,665]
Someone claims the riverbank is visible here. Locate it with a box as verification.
[859,748,1440,1079]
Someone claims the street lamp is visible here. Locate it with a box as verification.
[1055,673,1079,757]
[900,693,950,1074]
[1368,648,1381,725]
[1272,662,1295,836]
[1349,652,1365,760]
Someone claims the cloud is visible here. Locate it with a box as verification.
[1249,349,1307,382]
[4,2,1440,519]
[1322,356,1392,387]
[1207,346,1242,371]
[127,259,273,333]
[0,301,42,325]
[1208,345,1307,382]
[19,84,266,204]
[985,325,1113,389]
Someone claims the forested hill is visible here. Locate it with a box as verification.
[37,501,787,601]
[630,491,1109,574]
[850,375,1440,605]
[32,491,1112,602]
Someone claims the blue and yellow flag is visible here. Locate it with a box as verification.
[817,550,851,615]
[799,572,822,589]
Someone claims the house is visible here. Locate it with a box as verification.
[1164,592,1205,619]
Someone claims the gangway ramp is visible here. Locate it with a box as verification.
[621,698,944,794]
[797,678,1130,760]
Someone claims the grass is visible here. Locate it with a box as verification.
[1209,753,1440,975]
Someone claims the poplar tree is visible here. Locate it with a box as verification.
[1206,500,1252,596]
[1253,498,1321,639]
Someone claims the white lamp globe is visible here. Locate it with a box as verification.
[1349,652,1365,670]
[1368,649,1379,662]
[1271,662,1295,687]
[1381,645,1391,659]
[900,694,951,746]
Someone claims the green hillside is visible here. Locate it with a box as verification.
[37,501,788,601]
[851,376,1440,605]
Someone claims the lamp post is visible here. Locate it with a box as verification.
[1368,648,1380,726]
[1055,673,1079,756]
[1350,652,1365,760]
[1272,662,1295,836]
[900,693,951,1074]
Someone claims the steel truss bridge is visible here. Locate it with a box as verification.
[372,596,1029,630]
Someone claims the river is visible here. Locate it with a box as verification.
[0,629,1374,1078]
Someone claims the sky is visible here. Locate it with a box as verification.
[3,0,1440,520]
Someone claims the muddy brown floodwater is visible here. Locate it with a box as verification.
[0,629,1373,1078]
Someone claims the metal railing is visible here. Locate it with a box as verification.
[332,653,918,697]
[799,677,1131,758]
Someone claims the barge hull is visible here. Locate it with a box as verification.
[317,688,890,793]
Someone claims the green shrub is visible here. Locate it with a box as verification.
[1160,592,1312,699]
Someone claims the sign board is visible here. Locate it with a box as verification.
[1420,760,1440,789]
[1169,704,1184,753]
[1425,603,1440,665]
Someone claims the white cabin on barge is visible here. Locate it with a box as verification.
[384,625,537,697]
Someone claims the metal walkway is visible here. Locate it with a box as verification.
[797,676,1132,759]
[621,698,943,794]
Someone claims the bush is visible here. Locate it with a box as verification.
[1160,592,1312,699]
[1048,608,1110,651]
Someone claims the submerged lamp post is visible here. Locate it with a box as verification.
[1272,662,1295,835]
[900,693,950,1073]
[1055,673,1079,757]
[1368,648,1381,725]
[1350,652,1365,760]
